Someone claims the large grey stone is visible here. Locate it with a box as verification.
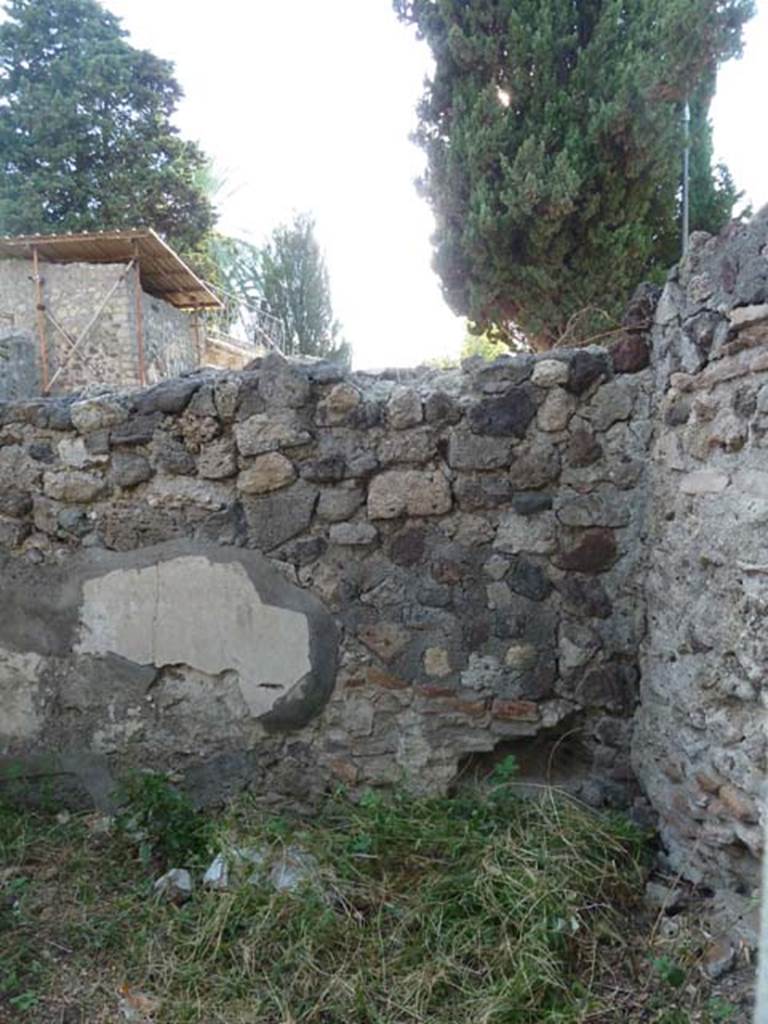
[447,430,513,470]
[424,391,462,425]
[554,529,618,573]
[70,397,128,433]
[133,378,200,416]
[531,359,569,387]
[555,486,630,528]
[386,387,423,429]
[58,437,108,469]
[242,482,318,550]
[494,511,557,554]
[151,435,196,476]
[378,430,436,466]
[583,379,634,432]
[329,522,378,546]
[367,470,451,519]
[197,437,238,480]
[237,453,297,495]
[258,355,311,408]
[566,349,611,395]
[145,476,232,510]
[537,388,576,432]
[235,412,312,456]
[111,413,163,446]
[43,470,106,504]
[509,441,561,490]
[111,453,152,489]
[315,383,362,425]
[454,474,513,511]
[467,386,536,437]
[316,486,364,522]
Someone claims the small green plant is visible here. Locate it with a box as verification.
[655,1011,690,1024]
[8,991,40,1012]
[488,753,520,786]
[114,772,213,869]
[652,954,686,988]
[705,997,738,1022]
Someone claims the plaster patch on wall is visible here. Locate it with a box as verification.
[76,556,311,718]
[0,649,43,745]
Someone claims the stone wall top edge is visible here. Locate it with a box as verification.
[0,340,650,423]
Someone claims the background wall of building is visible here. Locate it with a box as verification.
[137,273,197,384]
[0,258,197,394]
[0,328,38,401]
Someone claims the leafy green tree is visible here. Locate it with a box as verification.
[215,214,350,365]
[394,0,753,348]
[0,0,214,260]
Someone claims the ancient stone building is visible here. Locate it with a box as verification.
[0,209,766,913]
[0,230,258,400]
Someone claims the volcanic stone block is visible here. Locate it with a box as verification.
[467,386,536,438]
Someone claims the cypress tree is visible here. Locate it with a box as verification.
[214,215,350,365]
[394,0,754,347]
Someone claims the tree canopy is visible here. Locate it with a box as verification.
[0,0,214,260]
[214,214,350,365]
[394,0,754,348]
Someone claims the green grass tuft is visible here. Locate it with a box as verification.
[1,784,654,1023]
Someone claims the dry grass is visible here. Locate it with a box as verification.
[0,777,748,1024]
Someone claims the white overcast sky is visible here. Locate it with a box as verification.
[91,1,768,367]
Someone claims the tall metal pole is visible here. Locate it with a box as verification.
[682,100,691,258]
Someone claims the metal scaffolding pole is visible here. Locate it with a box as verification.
[31,247,50,392]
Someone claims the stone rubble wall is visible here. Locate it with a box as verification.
[0,210,766,899]
[0,258,196,394]
[0,328,38,401]
[634,212,768,891]
[139,281,199,384]
[0,342,651,818]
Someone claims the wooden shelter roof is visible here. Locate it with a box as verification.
[0,228,221,309]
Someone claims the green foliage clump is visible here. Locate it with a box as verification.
[212,213,351,365]
[157,785,647,1023]
[394,0,754,348]
[0,0,214,262]
[461,329,512,361]
[114,772,212,870]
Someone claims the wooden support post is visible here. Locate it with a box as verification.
[133,241,146,387]
[32,247,50,393]
[192,310,203,366]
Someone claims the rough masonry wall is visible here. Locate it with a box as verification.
[0,345,651,816]
[0,259,196,394]
[634,213,768,891]
[138,279,197,384]
[1,212,766,898]
[0,329,38,401]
